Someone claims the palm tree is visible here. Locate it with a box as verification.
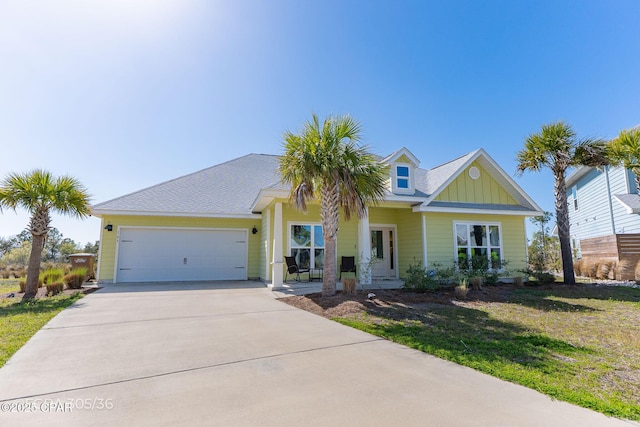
[0,170,91,299]
[516,122,607,285]
[279,114,388,296]
[607,127,640,192]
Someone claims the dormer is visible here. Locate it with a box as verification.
[381,147,420,195]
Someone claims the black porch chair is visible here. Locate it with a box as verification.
[285,256,310,282]
[339,256,357,279]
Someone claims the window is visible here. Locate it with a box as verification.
[396,165,409,189]
[455,223,502,270]
[572,186,578,210]
[290,224,324,269]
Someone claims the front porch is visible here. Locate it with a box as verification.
[269,278,405,297]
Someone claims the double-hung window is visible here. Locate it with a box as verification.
[396,165,410,189]
[455,223,502,270]
[290,224,324,269]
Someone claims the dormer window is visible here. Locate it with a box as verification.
[383,147,420,196]
[391,163,414,194]
[396,166,410,189]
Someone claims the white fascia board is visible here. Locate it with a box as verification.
[422,149,481,205]
[91,209,262,219]
[250,188,290,212]
[475,149,543,212]
[413,205,543,217]
[383,194,429,203]
[422,148,542,212]
[381,147,420,167]
[613,195,640,214]
[566,166,592,188]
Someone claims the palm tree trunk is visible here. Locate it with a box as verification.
[24,233,44,300]
[320,182,339,296]
[554,170,575,285]
[633,168,640,194]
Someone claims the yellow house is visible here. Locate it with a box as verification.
[92,147,542,288]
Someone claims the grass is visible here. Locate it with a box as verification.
[334,285,640,420]
[0,278,20,294]
[0,292,84,367]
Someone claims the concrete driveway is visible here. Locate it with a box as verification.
[0,282,633,426]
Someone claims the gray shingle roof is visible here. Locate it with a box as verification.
[614,194,640,214]
[92,154,281,216]
[93,148,538,216]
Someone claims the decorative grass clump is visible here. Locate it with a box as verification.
[45,282,64,296]
[63,267,88,289]
[40,268,64,286]
[454,279,468,300]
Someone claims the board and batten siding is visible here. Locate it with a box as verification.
[435,162,518,205]
[98,215,261,282]
[424,213,527,271]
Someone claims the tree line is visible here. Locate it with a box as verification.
[0,227,98,265]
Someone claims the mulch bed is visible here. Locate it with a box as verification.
[278,281,634,320]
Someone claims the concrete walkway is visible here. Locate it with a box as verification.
[0,282,634,426]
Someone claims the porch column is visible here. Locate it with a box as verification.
[270,202,284,290]
[358,207,371,285]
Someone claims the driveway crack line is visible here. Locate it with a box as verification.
[0,338,384,402]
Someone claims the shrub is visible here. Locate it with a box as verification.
[19,280,26,293]
[469,276,483,290]
[513,276,524,287]
[454,279,468,300]
[45,282,64,295]
[616,260,631,281]
[63,267,88,289]
[598,260,616,280]
[403,260,439,293]
[573,259,584,277]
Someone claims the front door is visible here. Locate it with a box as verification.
[370,227,396,279]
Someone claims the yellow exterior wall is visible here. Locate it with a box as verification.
[435,162,518,205]
[97,215,261,282]
[424,213,527,271]
[279,201,359,274]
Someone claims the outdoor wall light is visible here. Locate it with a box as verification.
[104,224,113,232]
[252,226,258,234]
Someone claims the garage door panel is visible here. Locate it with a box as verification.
[116,228,247,283]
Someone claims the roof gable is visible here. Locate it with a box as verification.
[381,147,420,167]
[435,161,518,205]
[417,149,542,213]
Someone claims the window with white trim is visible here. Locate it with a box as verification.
[455,223,502,270]
[572,186,578,211]
[290,224,324,269]
[396,165,409,189]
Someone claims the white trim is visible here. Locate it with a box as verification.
[391,162,415,195]
[113,226,249,283]
[92,209,261,219]
[381,147,420,166]
[271,202,283,289]
[96,217,104,282]
[286,221,326,270]
[452,221,504,270]
[422,214,428,267]
[421,148,543,212]
[264,208,271,281]
[369,223,399,279]
[250,188,290,213]
[414,205,542,216]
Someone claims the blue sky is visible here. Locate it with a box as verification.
[1,0,639,244]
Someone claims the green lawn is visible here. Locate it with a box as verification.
[0,292,84,367]
[334,285,640,420]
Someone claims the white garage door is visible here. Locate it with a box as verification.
[116,228,247,283]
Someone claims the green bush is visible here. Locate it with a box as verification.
[403,260,439,293]
[63,267,88,289]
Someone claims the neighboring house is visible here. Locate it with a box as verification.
[566,165,640,278]
[92,147,542,288]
